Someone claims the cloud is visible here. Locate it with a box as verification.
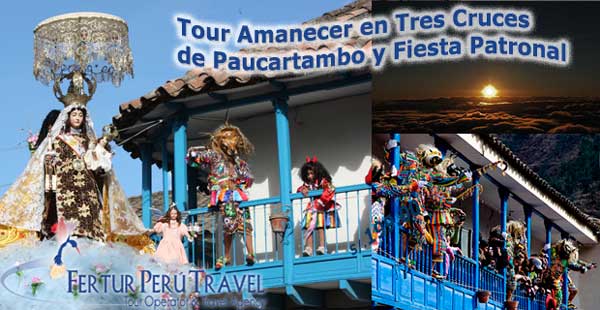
[549,111,573,118]
[548,124,594,133]
[373,98,600,133]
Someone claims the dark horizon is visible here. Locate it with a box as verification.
[373,1,600,101]
[375,95,600,102]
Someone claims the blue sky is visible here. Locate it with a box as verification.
[0,0,352,197]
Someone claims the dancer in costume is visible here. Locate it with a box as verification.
[504,221,527,302]
[422,150,471,279]
[481,227,510,272]
[365,157,388,251]
[298,157,340,256]
[365,140,435,265]
[149,205,194,265]
[187,123,255,269]
[541,239,596,309]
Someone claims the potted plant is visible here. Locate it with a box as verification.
[476,290,491,303]
[269,205,289,234]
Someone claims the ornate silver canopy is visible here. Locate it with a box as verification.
[33,12,134,101]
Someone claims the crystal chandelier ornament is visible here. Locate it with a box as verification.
[33,12,134,106]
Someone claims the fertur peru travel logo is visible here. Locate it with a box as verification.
[1,217,267,309]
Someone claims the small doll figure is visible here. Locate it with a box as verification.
[148,205,193,265]
[298,157,341,256]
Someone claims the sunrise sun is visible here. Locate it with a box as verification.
[481,84,498,98]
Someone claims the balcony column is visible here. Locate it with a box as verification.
[173,116,188,211]
[524,206,532,257]
[472,170,481,293]
[545,220,553,265]
[561,231,570,308]
[273,96,294,287]
[389,134,401,259]
[162,136,170,211]
[499,187,509,301]
[141,144,153,228]
[433,136,447,277]
[524,205,533,310]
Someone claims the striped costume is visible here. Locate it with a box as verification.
[298,179,341,239]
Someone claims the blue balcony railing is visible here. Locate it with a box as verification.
[291,184,372,258]
[448,254,477,291]
[182,184,372,278]
[514,286,528,310]
[531,291,546,310]
[186,196,284,269]
[511,284,548,310]
[375,213,515,307]
[480,267,505,303]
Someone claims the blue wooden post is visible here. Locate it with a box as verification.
[499,188,509,301]
[173,116,188,212]
[188,166,198,209]
[173,116,189,257]
[561,231,569,308]
[545,221,553,264]
[141,144,153,228]
[524,206,532,257]
[499,188,509,240]
[162,137,170,212]
[390,134,400,259]
[434,136,447,277]
[472,171,481,293]
[273,96,294,287]
[524,205,532,310]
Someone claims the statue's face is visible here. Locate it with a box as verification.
[69,109,84,129]
[219,129,241,157]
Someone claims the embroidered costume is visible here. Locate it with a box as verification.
[423,154,471,278]
[297,157,340,256]
[187,123,256,269]
[188,147,254,235]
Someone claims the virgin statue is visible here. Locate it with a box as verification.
[0,102,153,252]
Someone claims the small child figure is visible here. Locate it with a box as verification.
[148,204,194,265]
[298,157,341,256]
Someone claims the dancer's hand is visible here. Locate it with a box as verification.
[301,187,309,197]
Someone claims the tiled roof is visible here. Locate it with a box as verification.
[481,134,600,236]
[113,0,371,131]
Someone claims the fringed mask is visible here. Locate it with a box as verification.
[555,239,579,263]
[507,220,527,244]
[416,144,443,168]
[210,124,254,158]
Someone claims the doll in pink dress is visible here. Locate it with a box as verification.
[149,206,193,265]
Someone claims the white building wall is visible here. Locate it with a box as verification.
[227,94,371,261]
[574,245,600,309]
